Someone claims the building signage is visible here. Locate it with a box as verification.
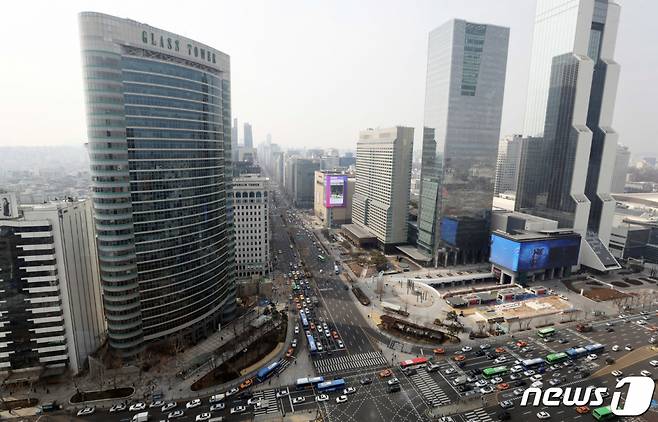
[141,30,217,64]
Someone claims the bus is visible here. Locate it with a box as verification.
[399,357,429,369]
[565,347,588,359]
[256,361,280,382]
[306,333,317,354]
[482,366,508,378]
[300,311,309,329]
[537,327,556,338]
[592,406,615,421]
[522,358,545,369]
[585,343,605,354]
[317,378,346,392]
[295,376,325,389]
[545,352,568,364]
[318,255,326,262]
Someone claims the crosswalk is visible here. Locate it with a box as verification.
[252,389,280,415]
[463,407,494,422]
[277,359,291,374]
[314,351,388,375]
[408,370,451,407]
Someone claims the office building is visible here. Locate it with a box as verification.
[314,170,355,228]
[515,0,621,271]
[0,195,105,376]
[79,12,236,356]
[494,134,523,196]
[232,176,270,279]
[231,118,239,163]
[293,158,320,208]
[417,19,509,265]
[346,127,413,252]
[611,144,630,193]
[243,122,253,148]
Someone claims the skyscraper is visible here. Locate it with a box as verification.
[417,19,509,265]
[243,122,253,148]
[494,134,523,196]
[515,0,621,271]
[350,127,414,251]
[79,12,236,356]
[611,144,630,193]
[232,118,239,163]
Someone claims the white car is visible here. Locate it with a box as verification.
[480,385,494,394]
[650,360,658,367]
[337,340,345,348]
[444,368,456,375]
[77,407,95,417]
[195,413,212,422]
[129,403,146,412]
[641,370,652,377]
[276,389,289,398]
[490,377,504,385]
[511,365,523,373]
[316,394,329,402]
[612,345,620,352]
[291,339,298,348]
[494,357,507,364]
[162,402,177,412]
[210,403,225,411]
[530,374,543,382]
[336,395,348,403]
[168,410,184,419]
[536,411,551,419]
[186,399,201,409]
[150,400,165,408]
[247,397,261,405]
[292,396,306,404]
[294,325,300,334]
[500,400,514,409]
[461,346,473,352]
[109,403,126,413]
[475,380,488,388]
[625,345,633,351]
[226,387,239,397]
[513,388,525,396]
[480,344,491,350]
[587,354,598,360]
[230,406,246,414]
[611,370,623,377]
[523,370,536,377]
[344,387,357,395]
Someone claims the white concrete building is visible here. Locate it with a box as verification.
[350,127,414,251]
[0,196,105,376]
[232,175,271,280]
[611,144,631,193]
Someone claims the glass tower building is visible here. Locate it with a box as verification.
[417,19,509,265]
[79,12,236,356]
[515,0,621,271]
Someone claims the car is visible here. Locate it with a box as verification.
[343,387,357,395]
[558,338,569,344]
[625,345,633,351]
[611,370,623,377]
[77,407,95,417]
[530,374,543,381]
[500,400,514,409]
[247,397,261,405]
[475,350,486,357]
[387,378,400,386]
[497,383,510,391]
[641,370,652,377]
[404,368,418,376]
[606,357,615,365]
[360,377,373,385]
[575,406,590,414]
[168,410,185,419]
[388,384,401,393]
[454,354,466,362]
[230,406,246,414]
[226,387,239,397]
[612,345,620,351]
[650,360,658,367]
[276,389,289,398]
[607,327,615,332]
[480,385,494,394]
[291,338,298,348]
[494,357,507,364]
[511,365,523,373]
[490,377,504,384]
[294,325,300,334]
[509,373,521,380]
[292,397,306,404]
[286,347,294,358]
[379,369,392,378]
[433,347,445,354]
[150,400,165,408]
[186,399,201,409]
[195,413,212,422]
[337,339,344,348]
[336,395,348,404]
[130,403,146,412]
[549,378,561,386]
[475,380,488,388]
[513,388,525,396]
[559,294,568,300]
[109,403,126,413]
[210,403,225,411]
[523,370,536,377]
[238,391,253,401]
[495,347,506,353]
[514,379,527,387]
[444,368,455,375]
[587,354,598,360]
[316,394,329,402]
[536,411,551,419]
[462,346,473,352]
[162,402,177,412]
[438,418,455,422]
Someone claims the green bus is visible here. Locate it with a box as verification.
[592,406,615,421]
[537,327,556,338]
[545,352,568,364]
[482,366,508,378]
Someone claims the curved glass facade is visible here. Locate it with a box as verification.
[80,13,235,356]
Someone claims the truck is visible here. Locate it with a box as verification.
[132,412,149,422]
[576,324,592,333]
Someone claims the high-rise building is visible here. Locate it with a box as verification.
[232,175,270,279]
[611,144,631,193]
[314,170,355,228]
[232,118,239,163]
[417,19,509,264]
[494,134,523,196]
[515,0,621,271]
[79,12,236,356]
[349,127,413,251]
[0,195,105,375]
[243,122,253,148]
[292,158,320,208]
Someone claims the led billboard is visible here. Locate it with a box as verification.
[325,175,347,208]
[490,233,580,272]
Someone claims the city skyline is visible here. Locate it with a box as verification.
[1,0,657,156]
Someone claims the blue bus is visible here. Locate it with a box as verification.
[522,358,545,369]
[307,333,317,354]
[256,360,280,382]
[585,343,604,354]
[300,311,309,329]
[317,379,346,392]
[296,376,325,389]
[565,347,588,359]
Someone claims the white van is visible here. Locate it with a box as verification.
[132,412,149,422]
[209,393,225,404]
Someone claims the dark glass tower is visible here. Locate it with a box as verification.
[79,12,236,356]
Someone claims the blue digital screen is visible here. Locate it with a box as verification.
[489,234,580,272]
[440,217,458,246]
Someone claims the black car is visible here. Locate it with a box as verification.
[486,352,497,360]
[475,350,485,357]
[606,357,615,365]
[558,338,568,344]
[388,384,401,393]
[513,379,526,387]
[360,378,372,385]
[404,368,418,376]
[607,327,615,332]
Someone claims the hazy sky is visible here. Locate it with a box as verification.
[1,0,656,156]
